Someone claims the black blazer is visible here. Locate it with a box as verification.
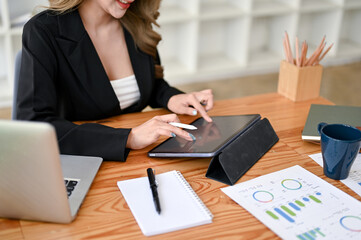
[16,10,183,161]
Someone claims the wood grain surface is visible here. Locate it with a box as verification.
[1,93,359,240]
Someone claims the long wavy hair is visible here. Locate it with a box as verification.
[47,0,164,78]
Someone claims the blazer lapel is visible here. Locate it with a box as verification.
[123,28,152,110]
[55,10,121,116]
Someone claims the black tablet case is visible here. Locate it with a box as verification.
[205,118,278,185]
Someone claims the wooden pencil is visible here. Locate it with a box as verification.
[284,32,293,63]
[299,42,304,67]
[305,36,326,66]
[303,41,308,67]
[295,37,300,67]
[309,42,326,66]
[283,38,290,63]
[300,41,307,67]
[316,43,334,64]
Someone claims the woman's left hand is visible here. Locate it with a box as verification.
[167,89,213,122]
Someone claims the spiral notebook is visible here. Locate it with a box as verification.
[117,170,213,236]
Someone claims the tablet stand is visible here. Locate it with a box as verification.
[205,118,279,185]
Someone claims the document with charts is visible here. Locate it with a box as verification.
[221,165,361,240]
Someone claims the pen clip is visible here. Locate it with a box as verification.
[147,168,158,187]
[153,169,159,187]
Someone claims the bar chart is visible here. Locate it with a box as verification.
[263,191,322,223]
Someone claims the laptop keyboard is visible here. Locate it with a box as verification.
[64,178,80,198]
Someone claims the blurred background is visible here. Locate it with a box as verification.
[0,0,360,119]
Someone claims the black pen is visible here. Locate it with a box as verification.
[146,168,161,214]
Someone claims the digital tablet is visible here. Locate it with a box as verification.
[148,114,261,158]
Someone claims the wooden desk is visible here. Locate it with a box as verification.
[1,93,360,239]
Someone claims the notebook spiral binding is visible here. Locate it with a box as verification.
[175,171,213,218]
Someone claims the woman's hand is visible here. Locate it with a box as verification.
[167,89,214,122]
[126,114,195,149]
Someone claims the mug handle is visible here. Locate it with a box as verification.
[318,122,327,135]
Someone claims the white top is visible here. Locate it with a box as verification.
[110,75,140,110]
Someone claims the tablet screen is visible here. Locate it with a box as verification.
[148,114,260,157]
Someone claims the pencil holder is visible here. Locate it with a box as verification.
[277,60,323,102]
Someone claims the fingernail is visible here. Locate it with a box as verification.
[189,133,196,141]
[171,133,176,138]
[192,110,197,116]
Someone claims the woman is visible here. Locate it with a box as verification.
[16,0,213,161]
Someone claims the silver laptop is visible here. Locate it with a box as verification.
[0,120,103,223]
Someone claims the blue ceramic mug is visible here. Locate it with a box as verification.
[318,122,361,180]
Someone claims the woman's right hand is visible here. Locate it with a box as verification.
[126,114,195,150]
